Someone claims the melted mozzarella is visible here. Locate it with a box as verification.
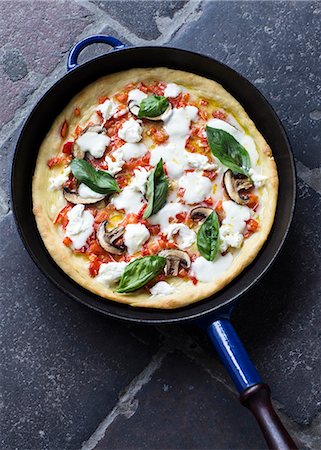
[49,166,70,190]
[78,183,105,200]
[118,118,142,143]
[219,200,251,252]
[179,172,212,204]
[105,148,125,176]
[150,281,175,296]
[65,205,94,249]
[120,142,148,161]
[76,132,110,158]
[130,168,150,195]
[164,83,181,98]
[149,106,200,178]
[96,261,128,287]
[207,118,259,167]
[97,99,118,121]
[128,89,148,104]
[124,223,150,254]
[186,152,217,171]
[191,253,234,283]
[111,169,149,214]
[149,202,187,233]
[249,168,268,187]
[166,223,196,250]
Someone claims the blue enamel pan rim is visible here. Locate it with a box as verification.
[11,44,296,324]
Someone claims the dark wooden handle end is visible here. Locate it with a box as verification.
[240,384,298,450]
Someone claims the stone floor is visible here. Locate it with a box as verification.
[1,1,321,449]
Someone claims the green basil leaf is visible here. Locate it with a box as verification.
[143,159,169,219]
[138,95,169,118]
[70,159,120,195]
[116,256,166,293]
[197,211,220,261]
[206,126,251,176]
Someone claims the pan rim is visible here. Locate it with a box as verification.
[11,45,296,324]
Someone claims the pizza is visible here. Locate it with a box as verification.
[32,68,278,309]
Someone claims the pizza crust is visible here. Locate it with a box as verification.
[32,67,278,309]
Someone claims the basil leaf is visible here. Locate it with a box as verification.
[70,159,120,195]
[197,211,220,261]
[138,95,169,118]
[206,126,251,176]
[143,159,169,219]
[116,256,166,293]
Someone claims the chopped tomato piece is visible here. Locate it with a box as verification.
[246,218,259,233]
[203,170,217,181]
[54,205,72,227]
[177,188,185,198]
[63,236,72,247]
[47,155,71,168]
[115,92,128,104]
[153,129,168,144]
[148,224,161,235]
[199,110,208,121]
[89,258,102,277]
[62,141,73,155]
[214,199,223,213]
[95,210,109,224]
[74,107,81,116]
[200,99,208,106]
[137,204,147,220]
[99,95,109,104]
[204,197,214,206]
[212,110,227,121]
[74,125,83,137]
[176,212,187,223]
[136,82,148,93]
[190,276,198,285]
[247,193,259,210]
[60,119,68,138]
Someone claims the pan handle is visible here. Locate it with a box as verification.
[206,319,298,450]
[67,35,125,71]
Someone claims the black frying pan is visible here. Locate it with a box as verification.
[12,35,297,449]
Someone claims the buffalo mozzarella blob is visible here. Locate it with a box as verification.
[179,172,212,204]
[120,142,148,161]
[49,166,71,191]
[111,168,149,214]
[149,203,188,233]
[76,132,110,158]
[65,205,94,249]
[166,223,196,250]
[97,99,118,121]
[128,89,148,104]
[96,261,128,287]
[78,183,105,200]
[124,223,150,255]
[150,281,175,296]
[118,118,143,143]
[164,83,181,98]
[219,201,251,252]
[191,253,234,283]
[105,148,125,176]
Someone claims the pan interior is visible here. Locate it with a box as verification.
[11,47,296,323]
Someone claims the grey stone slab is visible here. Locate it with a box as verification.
[92,0,189,40]
[0,214,161,450]
[95,351,266,450]
[0,0,95,129]
[172,0,321,169]
[231,180,321,425]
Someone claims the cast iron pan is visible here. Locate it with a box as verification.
[12,36,297,449]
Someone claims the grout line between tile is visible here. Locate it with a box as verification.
[80,346,169,450]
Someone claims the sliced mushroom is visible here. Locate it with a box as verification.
[97,221,126,255]
[128,99,172,121]
[190,206,213,222]
[159,249,191,277]
[73,124,105,159]
[223,169,254,205]
[63,186,104,205]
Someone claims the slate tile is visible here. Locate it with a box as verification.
[0,0,94,128]
[92,0,188,40]
[0,214,161,450]
[230,181,321,425]
[95,351,266,450]
[172,0,321,169]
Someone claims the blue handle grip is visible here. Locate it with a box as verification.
[67,35,125,71]
[207,318,261,392]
